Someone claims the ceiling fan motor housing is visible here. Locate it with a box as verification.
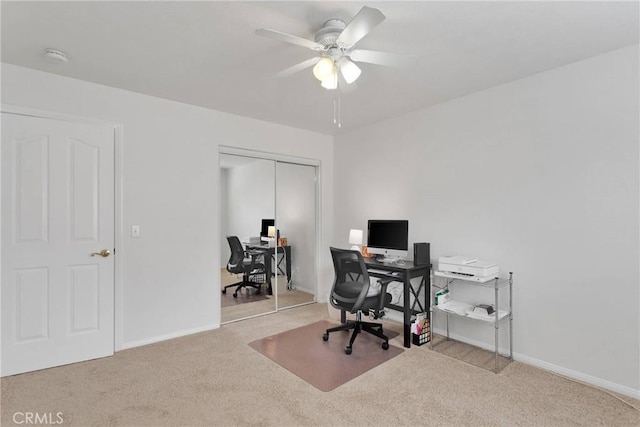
[314,19,346,48]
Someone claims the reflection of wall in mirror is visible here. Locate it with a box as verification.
[276,163,316,296]
[221,158,275,265]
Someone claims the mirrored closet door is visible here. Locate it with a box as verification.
[220,155,276,322]
[220,152,317,323]
[275,162,316,310]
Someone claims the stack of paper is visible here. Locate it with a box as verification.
[438,300,473,316]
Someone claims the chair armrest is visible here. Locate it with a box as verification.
[352,277,394,314]
[376,278,393,312]
[244,250,265,270]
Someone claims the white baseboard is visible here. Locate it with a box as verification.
[119,323,220,351]
[432,327,640,399]
[515,353,640,400]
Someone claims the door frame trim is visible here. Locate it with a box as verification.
[1,104,124,352]
[220,146,320,167]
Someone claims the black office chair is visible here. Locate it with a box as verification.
[222,236,267,298]
[323,247,393,354]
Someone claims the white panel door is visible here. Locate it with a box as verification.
[1,113,115,376]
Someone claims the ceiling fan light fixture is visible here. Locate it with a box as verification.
[338,58,361,84]
[313,57,334,81]
[320,66,338,90]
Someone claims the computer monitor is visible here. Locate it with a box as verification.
[260,218,274,238]
[367,220,409,259]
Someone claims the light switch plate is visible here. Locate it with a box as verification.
[131,225,141,238]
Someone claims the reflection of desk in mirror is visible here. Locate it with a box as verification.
[245,243,292,292]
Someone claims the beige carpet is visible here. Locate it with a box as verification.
[1,303,638,426]
[249,320,402,391]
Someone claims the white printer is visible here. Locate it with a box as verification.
[438,256,499,279]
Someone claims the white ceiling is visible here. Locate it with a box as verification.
[2,1,638,135]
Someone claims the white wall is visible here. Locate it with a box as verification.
[334,45,639,396]
[224,158,275,234]
[221,158,275,267]
[1,63,334,348]
[220,168,229,266]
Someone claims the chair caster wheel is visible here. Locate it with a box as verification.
[345,346,352,355]
[322,334,329,341]
[382,342,389,350]
[233,293,238,298]
[221,289,226,294]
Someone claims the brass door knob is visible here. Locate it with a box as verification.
[91,249,111,257]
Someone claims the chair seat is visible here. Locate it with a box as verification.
[243,259,264,269]
[334,281,392,313]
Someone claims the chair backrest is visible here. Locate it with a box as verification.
[226,236,245,274]
[329,247,371,313]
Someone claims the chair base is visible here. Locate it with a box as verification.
[222,280,262,298]
[322,312,389,355]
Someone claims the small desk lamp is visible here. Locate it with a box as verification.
[348,229,363,252]
[268,226,277,247]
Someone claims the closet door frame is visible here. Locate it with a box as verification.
[219,146,320,314]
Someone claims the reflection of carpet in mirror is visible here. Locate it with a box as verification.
[221,270,315,323]
[249,320,403,391]
[221,287,270,307]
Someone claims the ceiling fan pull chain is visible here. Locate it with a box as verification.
[338,95,342,128]
[333,99,337,124]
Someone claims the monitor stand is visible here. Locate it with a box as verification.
[377,255,404,264]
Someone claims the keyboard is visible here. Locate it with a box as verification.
[368,269,390,275]
[369,269,402,276]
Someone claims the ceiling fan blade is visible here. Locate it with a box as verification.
[337,6,386,48]
[275,57,320,78]
[350,49,415,67]
[255,28,324,51]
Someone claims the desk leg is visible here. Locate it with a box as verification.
[404,276,411,348]
[285,246,292,284]
[265,258,273,296]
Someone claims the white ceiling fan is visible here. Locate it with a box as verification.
[256,6,410,90]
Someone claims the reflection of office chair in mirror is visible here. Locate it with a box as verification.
[222,236,266,298]
[323,247,392,354]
